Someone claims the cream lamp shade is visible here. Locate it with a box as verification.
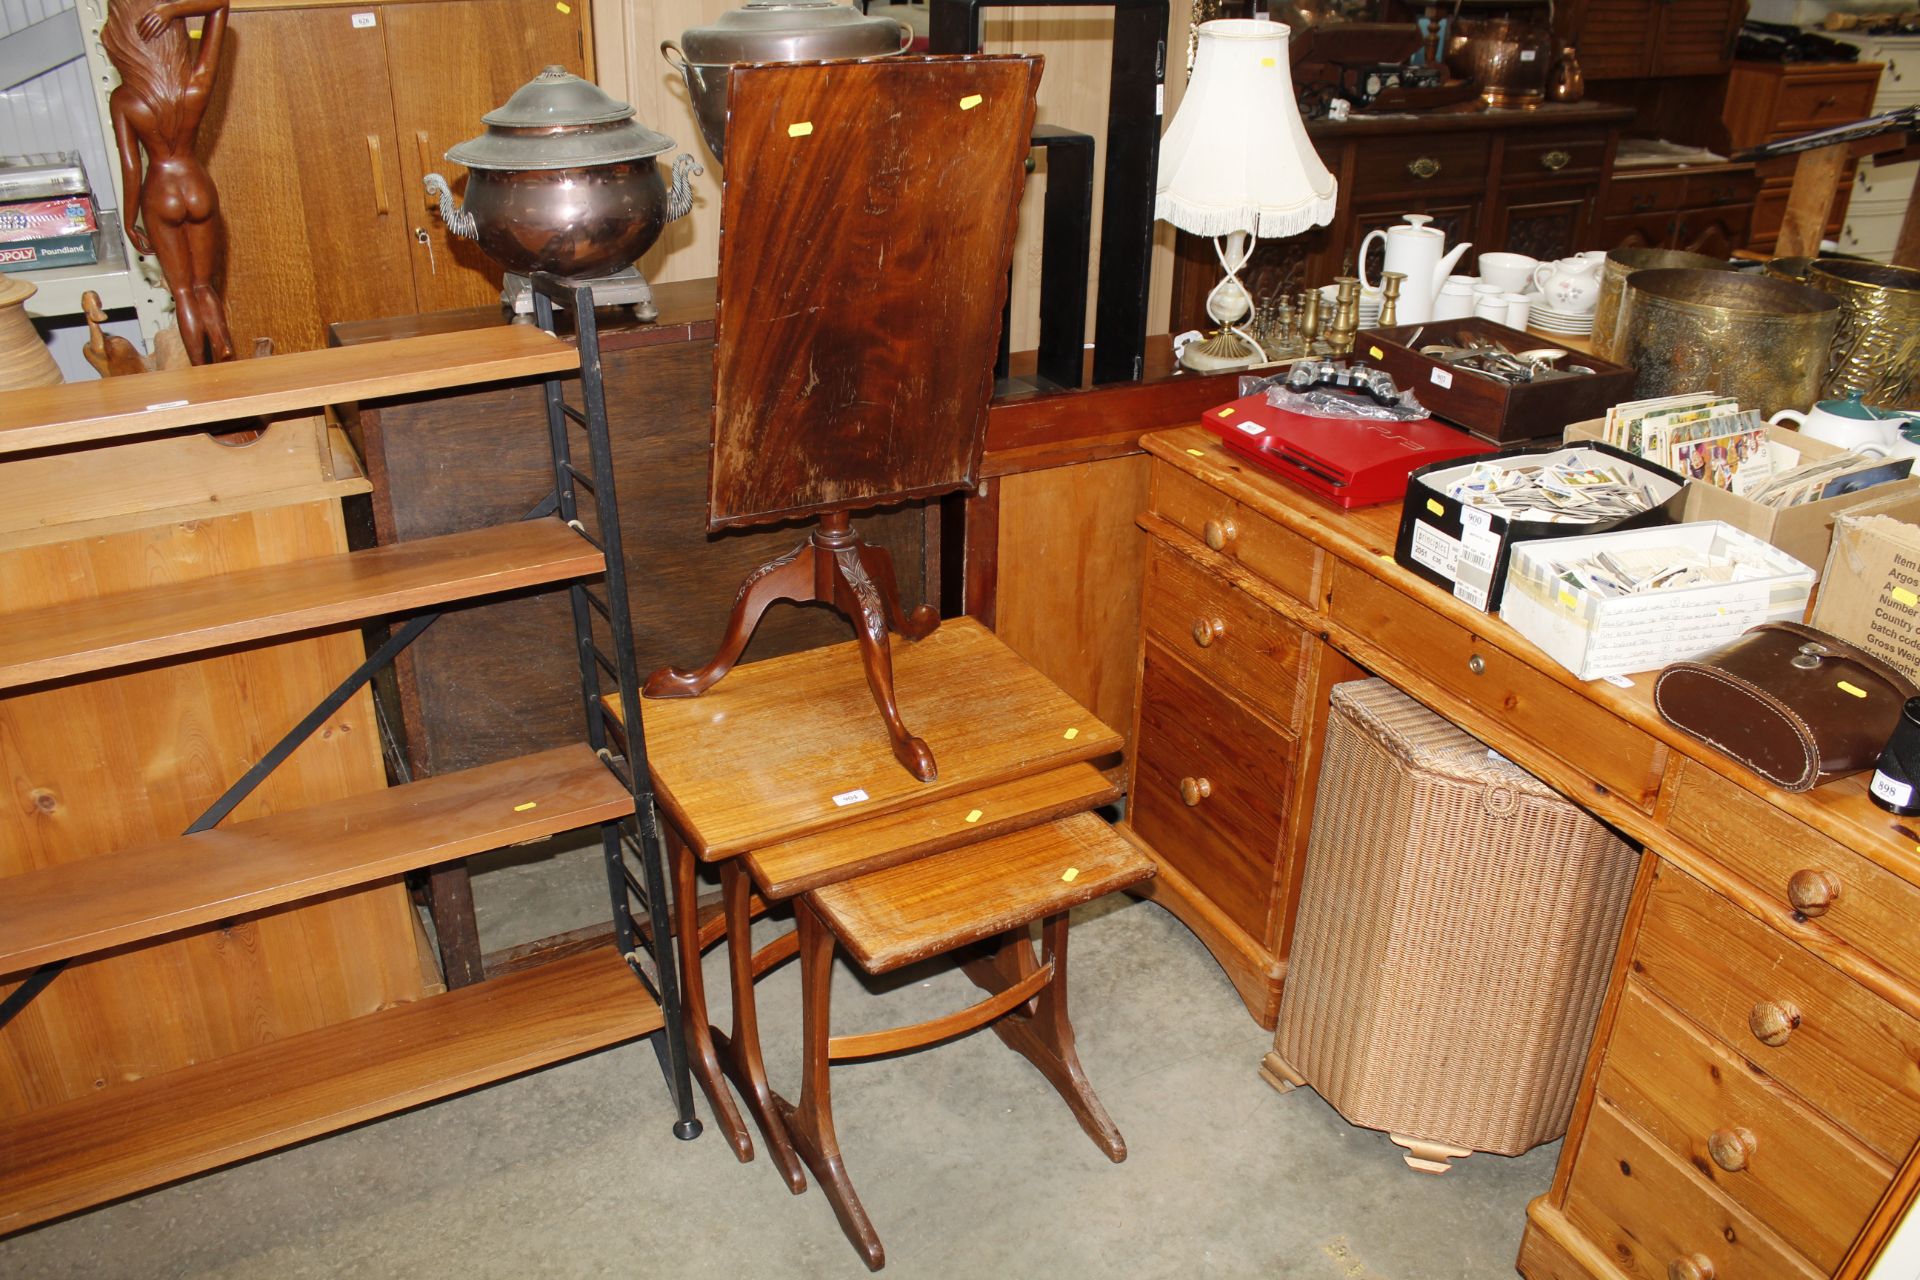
[1155,19,1336,240]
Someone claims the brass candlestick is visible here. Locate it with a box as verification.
[1329,276,1361,353]
[1380,272,1405,329]
[1299,289,1323,354]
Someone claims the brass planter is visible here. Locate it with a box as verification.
[1592,248,1734,363]
[1809,260,1920,409]
[1618,269,1839,416]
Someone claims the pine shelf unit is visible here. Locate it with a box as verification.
[0,318,693,1234]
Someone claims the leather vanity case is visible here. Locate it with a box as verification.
[1654,621,1918,791]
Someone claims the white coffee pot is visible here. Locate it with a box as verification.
[1771,394,1918,459]
[1358,214,1472,325]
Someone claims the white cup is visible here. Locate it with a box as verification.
[1479,252,1540,294]
[1474,291,1508,320]
[1501,293,1532,330]
[1434,277,1477,320]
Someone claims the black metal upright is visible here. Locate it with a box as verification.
[530,274,701,1141]
[931,0,1168,385]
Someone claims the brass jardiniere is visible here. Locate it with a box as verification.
[1809,260,1920,410]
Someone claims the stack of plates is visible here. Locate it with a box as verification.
[1527,294,1595,336]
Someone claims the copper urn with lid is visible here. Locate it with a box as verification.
[424,66,700,280]
[662,1,912,163]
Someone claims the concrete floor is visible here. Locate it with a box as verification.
[0,847,1556,1279]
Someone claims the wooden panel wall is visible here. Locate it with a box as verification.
[993,455,1152,748]
[0,501,426,1116]
[596,1,1184,345]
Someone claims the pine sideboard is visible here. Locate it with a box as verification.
[1124,425,1920,1278]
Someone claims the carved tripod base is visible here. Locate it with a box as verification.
[644,512,942,782]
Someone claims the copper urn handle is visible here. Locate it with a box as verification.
[1179,776,1212,807]
[1787,868,1842,917]
[1706,1126,1756,1173]
[1748,999,1801,1048]
[1203,518,1236,552]
[1192,617,1225,648]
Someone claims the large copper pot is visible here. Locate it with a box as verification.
[424,67,699,280]
[662,1,912,165]
[1445,0,1554,107]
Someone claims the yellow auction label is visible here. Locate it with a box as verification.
[1219,407,1236,417]
[1895,587,1919,607]
[788,121,814,137]
[1426,498,1445,517]
[1369,346,1384,359]
[1061,867,1080,882]
[513,801,538,812]
[960,94,983,110]
[1063,727,1080,740]
[965,809,983,823]
[1838,680,1869,698]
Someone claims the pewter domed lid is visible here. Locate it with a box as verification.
[446,66,675,171]
[679,1,908,65]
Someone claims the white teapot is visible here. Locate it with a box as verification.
[1532,256,1604,314]
[1358,214,1472,325]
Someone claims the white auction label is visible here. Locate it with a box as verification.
[1872,771,1913,809]
[351,10,377,25]
[1430,367,1454,389]
[831,788,870,807]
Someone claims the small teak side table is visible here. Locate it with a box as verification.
[619,619,1152,1268]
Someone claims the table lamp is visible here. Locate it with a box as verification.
[1157,18,1337,372]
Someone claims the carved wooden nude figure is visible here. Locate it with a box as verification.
[103,0,235,364]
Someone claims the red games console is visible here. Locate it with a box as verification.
[1200,390,1494,509]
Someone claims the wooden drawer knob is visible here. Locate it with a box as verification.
[1787,868,1842,917]
[1668,1254,1716,1280]
[1749,999,1802,1048]
[1203,518,1236,552]
[1191,617,1225,648]
[1179,776,1212,807]
[1707,1126,1757,1173]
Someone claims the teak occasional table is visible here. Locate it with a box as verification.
[619,618,1152,1268]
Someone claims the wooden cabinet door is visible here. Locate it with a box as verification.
[202,7,415,354]
[1674,205,1752,258]
[1492,185,1591,262]
[1572,0,1657,78]
[1595,210,1679,251]
[1651,0,1742,76]
[383,0,587,315]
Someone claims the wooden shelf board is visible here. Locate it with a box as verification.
[0,946,660,1235]
[0,327,578,457]
[0,744,632,973]
[0,517,599,691]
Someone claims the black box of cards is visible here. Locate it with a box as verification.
[1394,441,1687,613]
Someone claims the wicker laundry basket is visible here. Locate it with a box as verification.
[1267,679,1638,1172]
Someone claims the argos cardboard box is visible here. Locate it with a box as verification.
[1566,418,1920,574]
[1810,489,1920,686]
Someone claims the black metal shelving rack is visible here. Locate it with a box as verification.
[530,273,700,1139]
